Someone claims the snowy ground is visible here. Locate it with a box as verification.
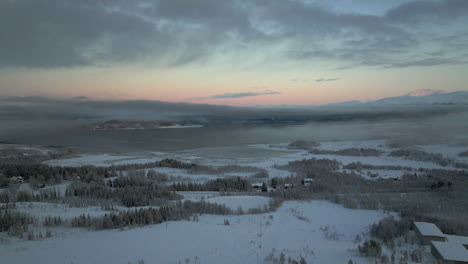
[0,200,394,264]
[3,140,465,263]
[42,140,468,181]
[178,191,220,201]
[43,153,165,167]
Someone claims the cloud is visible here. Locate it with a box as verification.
[316,78,339,82]
[0,0,261,68]
[0,0,170,68]
[0,0,467,69]
[187,91,281,100]
[383,57,468,68]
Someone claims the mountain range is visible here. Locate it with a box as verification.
[255,89,468,108]
[356,89,468,106]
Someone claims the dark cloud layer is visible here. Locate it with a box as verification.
[0,0,467,69]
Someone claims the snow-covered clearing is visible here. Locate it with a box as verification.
[0,200,393,264]
[178,191,220,201]
[44,153,147,167]
[41,140,468,183]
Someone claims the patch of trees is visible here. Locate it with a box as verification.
[110,159,195,171]
[429,180,452,190]
[276,158,340,175]
[0,206,34,236]
[370,216,412,244]
[343,162,414,171]
[0,187,61,203]
[0,158,195,187]
[43,216,63,226]
[458,150,468,157]
[146,170,169,182]
[71,200,233,230]
[389,148,453,166]
[287,140,320,150]
[310,148,383,157]
[170,177,251,192]
[66,175,181,207]
[0,163,113,185]
[358,240,382,258]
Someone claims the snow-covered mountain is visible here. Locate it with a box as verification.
[405,89,445,97]
[255,90,468,108]
[325,90,468,107]
[370,90,468,105]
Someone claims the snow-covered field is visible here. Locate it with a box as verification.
[0,200,393,264]
[42,140,468,181]
[2,140,467,264]
[43,153,165,167]
[178,191,220,201]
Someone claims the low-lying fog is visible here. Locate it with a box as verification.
[1,96,468,152]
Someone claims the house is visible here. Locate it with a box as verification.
[283,183,293,189]
[413,222,447,245]
[413,222,468,263]
[9,176,24,184]
[251,183,263,190]
[431,241,468,264]
[302,178,314,186]
[447,235,468,250]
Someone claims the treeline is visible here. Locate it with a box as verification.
[0,158,256,187]
[343,162,414,171]
[370,216,412,244]
[111,158,195,171]
[0,163,112,186]
[275,158,340,176]
[389,148,468,168]
[65,175,181,207]
[0,158,192,188]
[0,188,61,203]
[310,148,383,157]
[287,140,320,150]
[71,200,233,230]
[170,177,251,192]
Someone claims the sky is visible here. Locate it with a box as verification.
[0,0,468,106]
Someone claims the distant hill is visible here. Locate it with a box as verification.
[84,120,204,130]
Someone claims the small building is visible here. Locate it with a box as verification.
[251,183,263,190]
[9,176,24,184]
[283,183,293,189]
[431,241,468,264]
[447,235,468,250]
[414,222,447,245]
[302,178,314,186]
